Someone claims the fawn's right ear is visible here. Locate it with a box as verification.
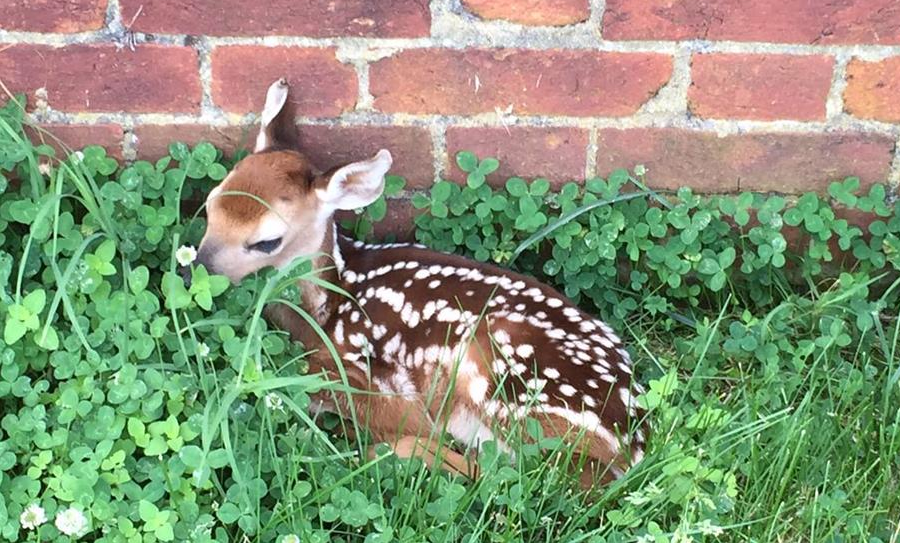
[254,78,299,152]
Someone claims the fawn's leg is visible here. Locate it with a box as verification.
[349,393,478,479]
[369,435,478,479]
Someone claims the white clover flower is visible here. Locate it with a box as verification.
[176,245,198,267]
[38,162,52,176]
[281,535,301,543]
[20,503,47,530]
[264,392,284,412]
[697,519,724,536]
[197,342,210,358]
[624,490,652,506]
[55,507,88,537]
[72,151,85,164]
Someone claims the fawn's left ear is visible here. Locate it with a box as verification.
[316,149,392,211]
[254,78,299,152]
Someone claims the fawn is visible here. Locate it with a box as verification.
[193,79,647,487]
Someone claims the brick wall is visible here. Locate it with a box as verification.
[2,0,899,229]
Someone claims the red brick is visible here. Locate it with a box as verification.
[603,0,900,44]
[134,124,433,188]
[26,124,124,160]
[134,125,253,160]
[370,49,671,116]
[595,128,894,193]
[212,47,357,116]
[0,44,200,113]
[1,0,107,32]
[297,126,434,189]
[446,127,588,187]
[462,0,589,26]
[119,0,430,37]
[689,54,833,121]
[844,57,900,123]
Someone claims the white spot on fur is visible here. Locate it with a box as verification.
[538,406,618,452]
[598,336,615,349]
[383,333,402,356]
[424,345,441,363]
[526,378,547,391]
[559,384,577,397]
[437,307,461,322]
[543,367,560,379]
[516,344,534,358]
[391,367,418,398]
[447,407,506,452]
[546,298,563,308]
[579,321,597,333]
[546,328,566,340]
[334,320,345,344]
[349,333,366,348]
[469,377,489,403]
[510,362,527,375]
[619,388,635,410]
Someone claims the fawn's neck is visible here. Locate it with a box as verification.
[265,221,343,346]
[298,221,342,325]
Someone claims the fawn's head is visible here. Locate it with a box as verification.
[195,78,392,282]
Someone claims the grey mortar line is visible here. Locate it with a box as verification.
[29,109,900,137]
[585,127,599,180]
[590,0,607,39]
[636,44,692,119]
[104,0,131,159]
[430,121,449,184]
[4,25,900,58]
[825,52,850,120]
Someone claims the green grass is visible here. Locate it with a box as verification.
[0,96,899,542]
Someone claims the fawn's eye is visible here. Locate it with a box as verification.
[247,237,282,254]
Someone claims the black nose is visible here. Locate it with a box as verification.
[179,266,192,287]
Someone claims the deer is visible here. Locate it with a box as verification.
[191,78,647,489]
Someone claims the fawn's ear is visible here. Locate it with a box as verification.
[316,149,392,211]
[254,78,298,152]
